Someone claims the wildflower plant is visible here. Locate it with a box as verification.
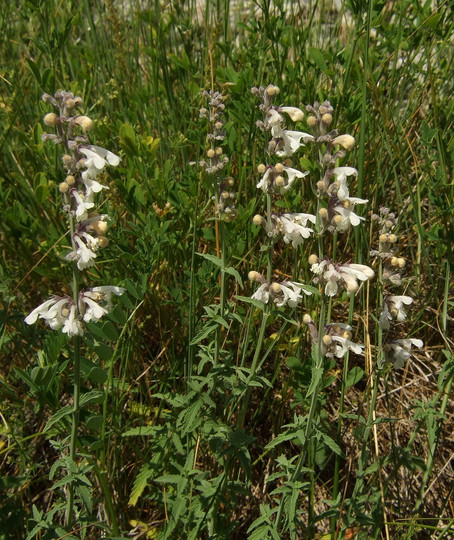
[245,88,379,537]
[24,90,123,533]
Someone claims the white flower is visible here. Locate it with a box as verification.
[256,165,308,194]
[277,213,316,247]
[66,234,99,270]
[251,283,270,304]
[279,106,304,122]
[281,165,309,193]
[333,197,368,232]
[274,128,314,157]
[62,303,84,336]
[310,259,374,296]
[25,296,83,336]
[81,166,109,194]
[71,189,95,221]
[339,263,375,294]
[256,168,273,192]
[329,167,358,200]
[332,335,364,358]
[385,338,424,368]
[388,295,413,321]
[90,285,125,307]
[79,286,125,322]
[79,145,120,169]
[80,294,109,323]
[274,281,306,308]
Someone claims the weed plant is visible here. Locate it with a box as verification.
[1,0,453,539]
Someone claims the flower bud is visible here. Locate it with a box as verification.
[98,236,109,248]
[62,154,72,167]
[227,177,235,186]
[308,254,318,265]
[307,115,317,127]
[333,134,355,150]
[214,121,223,130]
[379,234,388,244]
[275,175,284,187]
[75,115,94,131]
[215,147,222,156]
[342,330,352,340]
[333,215,343,226]
[44,113,59,126]
[389,234,397,243]
[274,163,284,173]
[65,98,75,109]
[59,182,69,193]
[207,148,215,158]
[92,220,108,235]
[319,208,328,220]
[303,314,312,324]
[322,334,332,346]
[390,257,399,266]
[65,175,75,186]
[322,113,332,125]
[248,271,262,282]
[397,257,406,268]
[252,214,264,226]
[270,282,281,294]
[257,163,266,174]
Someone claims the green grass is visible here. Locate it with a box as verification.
[1,0,453,538]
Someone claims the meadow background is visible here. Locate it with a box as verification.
[1,0,453,538]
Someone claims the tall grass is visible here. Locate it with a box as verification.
[1,0,453,538]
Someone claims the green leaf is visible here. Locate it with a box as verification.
[196,252,223,268]
[234,295,266,310]
[86,415,103,430]
[190,324,217,345]
[101,320,119,341]
[224,266,243,288]
[345,366,364,387]
[119,123,136,144]
[128,464,153,506]
[44,405,72,432]
[308,47,329,73]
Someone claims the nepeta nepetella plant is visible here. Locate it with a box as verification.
[24,90,123,529]
[25,91,124,335]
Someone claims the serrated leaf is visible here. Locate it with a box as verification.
[128,464,153,506]
[44,405,72,432]
[76,484,93,513]
[190,324,217,345]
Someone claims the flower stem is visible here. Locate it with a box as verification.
[66,222,81,526]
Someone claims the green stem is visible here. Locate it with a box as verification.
[237,194,273,428]
[66,214,81,528]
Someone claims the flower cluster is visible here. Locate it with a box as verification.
[25,287,125,337]
[253,212,316,248]
[249,271,311,308]
[371,206,423,367]
[251,84,314,157]
[199,90,237,221]
[303,101,367,235]
[309,255,374,296]
[25,90,123,336]
[303,315,364,359]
